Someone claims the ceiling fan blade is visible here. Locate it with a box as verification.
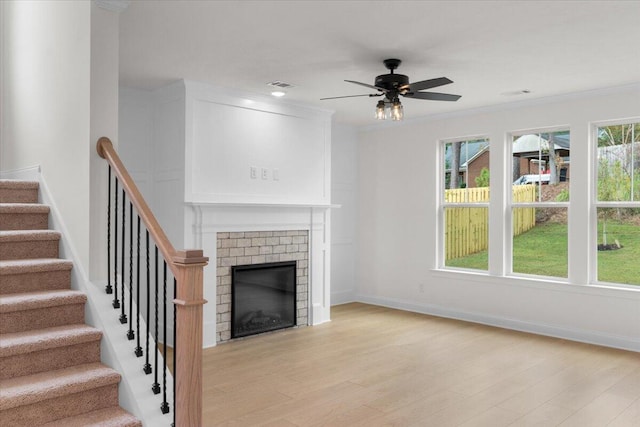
[320,93,382,100]
[405,77,453,92]
[344,80,387,92]
[403,91,461,102]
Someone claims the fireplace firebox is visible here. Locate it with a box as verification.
[231,261,297,338]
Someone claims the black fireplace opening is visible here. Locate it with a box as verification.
[231,261,296,339]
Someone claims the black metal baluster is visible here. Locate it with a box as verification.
[144,230,152,374]
[113,179,120,309]
[161,261,169,414]
[152,246,161,395]
[173,277,177,427]
[127,202,134,339]
[120,189,127,324]
[135,214,142,355]
[106,166,112,294]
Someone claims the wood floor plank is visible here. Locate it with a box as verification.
[200,303,639,426]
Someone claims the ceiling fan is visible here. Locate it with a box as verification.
[321,59,461,120]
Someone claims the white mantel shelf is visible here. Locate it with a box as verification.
[187,202,341,209]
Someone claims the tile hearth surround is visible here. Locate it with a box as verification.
[216,230,309,343]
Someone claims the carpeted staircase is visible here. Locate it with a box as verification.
[0,180,141,426]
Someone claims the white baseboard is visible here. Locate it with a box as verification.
[331,290,356,306]
[356,294,640,353]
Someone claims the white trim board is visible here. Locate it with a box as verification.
[356,294,640,353]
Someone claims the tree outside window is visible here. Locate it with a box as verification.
[596,122,639,286]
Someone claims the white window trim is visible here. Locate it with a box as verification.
[507,128,571,281]
[590,118,640,288]
[439,136,490,271]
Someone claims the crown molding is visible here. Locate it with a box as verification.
[94,0,130,13]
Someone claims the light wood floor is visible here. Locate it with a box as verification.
[201,303,639,426]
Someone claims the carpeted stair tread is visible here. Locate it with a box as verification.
[0,259,73,295]
[0,180,39,189]
[0,203,50,213]
[40,406,142,427]
[0,180,39,204]
[0,258,73,274]
[0,362,121,411]
[0,230,61,260]
[0,230,61,242]
[0,203,50,230]
[0,324,102,358]
[0,290,86,313]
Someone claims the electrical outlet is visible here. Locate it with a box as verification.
[261,168,268,180]
[250,166,257,179]
[273,168,280,181]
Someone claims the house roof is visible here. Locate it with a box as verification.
[513,133,570,155]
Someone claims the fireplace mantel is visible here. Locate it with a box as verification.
[185,201,333,347]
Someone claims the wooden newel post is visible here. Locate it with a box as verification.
[173,249,209,427]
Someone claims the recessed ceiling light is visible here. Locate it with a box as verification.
[271,91,286,97]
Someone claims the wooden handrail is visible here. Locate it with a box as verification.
[97,137,208,426]
[97,137,180,276]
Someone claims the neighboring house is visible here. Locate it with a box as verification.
[463,146,490,188]
[512,133,571,182]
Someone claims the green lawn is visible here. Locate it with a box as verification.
[446,221,639,285]
[596,220,640,285]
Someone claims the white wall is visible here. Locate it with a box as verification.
[357,86,640,351]
[118,87,154,201]
[331,123,358,304]
[119,84,184,246]
[1,0,91,270]
[184,81,332,206]
[89,2,120,280]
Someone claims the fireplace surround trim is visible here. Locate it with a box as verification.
[215,230,309,343]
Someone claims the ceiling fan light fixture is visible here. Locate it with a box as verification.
[322,59,459,121]
[390,98,403,121]
[375,100,386,120]
[271,90,286,97]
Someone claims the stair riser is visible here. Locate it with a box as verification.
[0,240,59,260]
[0,213,48,230]
[0,188,38,204]
[0,270,71,294]
[1,340,101,380]
[0,304,85,334]
[0,383,119,427]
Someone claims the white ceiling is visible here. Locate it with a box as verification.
[119,1,640,126]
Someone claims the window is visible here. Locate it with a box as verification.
[442,138,490,271]
[595,121,639,286]
[510,130,570,279]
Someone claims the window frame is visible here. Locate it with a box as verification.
[590,118,640,288]
[507,127,571,281]
[439,135,490,272]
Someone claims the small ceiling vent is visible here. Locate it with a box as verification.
[267,81,295,89]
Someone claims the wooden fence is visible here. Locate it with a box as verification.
[445,185,536,260]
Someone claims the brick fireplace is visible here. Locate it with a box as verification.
[215,230,309,343]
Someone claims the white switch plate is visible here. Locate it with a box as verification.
[261,168,268,180]
[250,166,257,179]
